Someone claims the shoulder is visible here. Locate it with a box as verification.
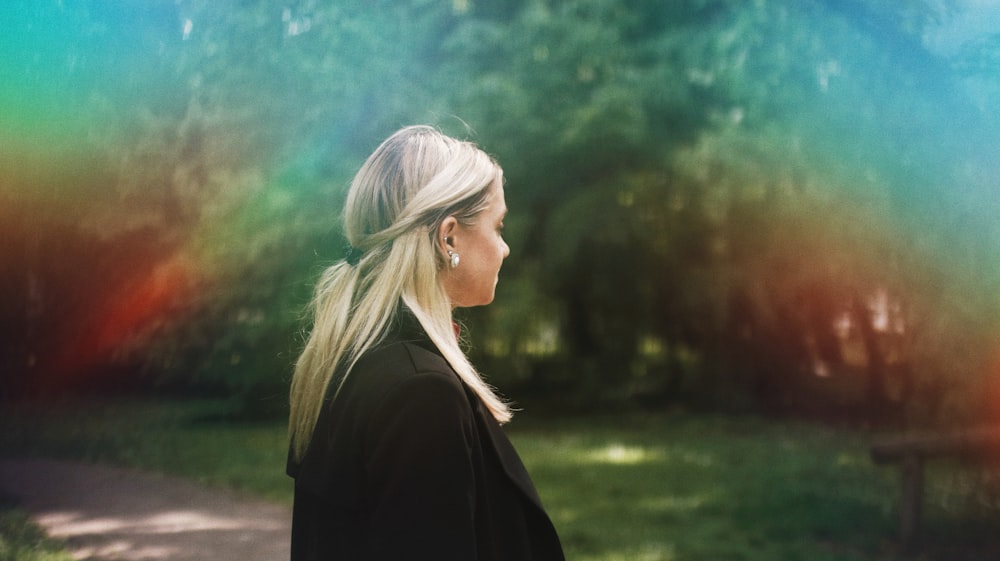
[292,340,472,471]
[354,339,457,387]
[355,342,478,455]
[346,340,470,416]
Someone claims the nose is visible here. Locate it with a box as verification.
[501,239,510,259]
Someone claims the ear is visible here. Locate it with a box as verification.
[437,216,459,255]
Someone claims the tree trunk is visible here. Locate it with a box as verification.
[852,296,890,423]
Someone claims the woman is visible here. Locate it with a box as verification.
[287,125,565,560]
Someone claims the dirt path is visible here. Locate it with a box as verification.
[0,459,291,561]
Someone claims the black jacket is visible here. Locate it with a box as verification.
[287,318,565,560]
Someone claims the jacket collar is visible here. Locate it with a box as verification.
[395,306,547,511]
[476,400,546,509]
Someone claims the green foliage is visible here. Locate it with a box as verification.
[0,507,73,561]
[4,0,1000,424]
[443,0,1000,421]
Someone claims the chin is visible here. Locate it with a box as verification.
[453,295,494,309]
[474,292,497,307]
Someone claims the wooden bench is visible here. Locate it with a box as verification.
[870,427,1000,551]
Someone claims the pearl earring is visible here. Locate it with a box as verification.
[448,250,460,269]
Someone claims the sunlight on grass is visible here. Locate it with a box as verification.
[578,442,715,467]
[637,493,715,513]
[505,415,908,561]
[586,443,658,464]
[577,543,678,561]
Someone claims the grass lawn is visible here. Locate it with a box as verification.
[1,397,998,561]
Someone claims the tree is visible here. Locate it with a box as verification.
[4,0,997,427]
[447,0,1000,422]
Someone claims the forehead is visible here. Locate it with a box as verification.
[492,184,507,213]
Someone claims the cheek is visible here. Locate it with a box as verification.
[493,243,506,267]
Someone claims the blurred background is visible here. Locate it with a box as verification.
[2,0,1000,428]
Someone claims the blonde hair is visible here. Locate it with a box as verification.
[289,125,512,461]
